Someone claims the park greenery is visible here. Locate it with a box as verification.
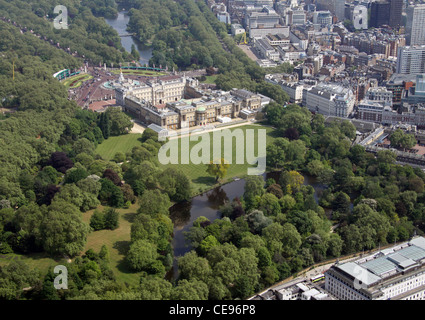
[125,0,291,104]
[1,0,425,302]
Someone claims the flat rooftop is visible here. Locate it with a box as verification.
[332,237,425,287]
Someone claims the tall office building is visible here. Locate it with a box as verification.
[396,46,425,75]
[370,1,390,28]
[406,4,425,46]
[389,0,403,28]
[370,0,402,28]
[334,0,346,22]
[417,74,425,95]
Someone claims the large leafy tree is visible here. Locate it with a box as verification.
[40,200,89,257]
[206,158,230,182]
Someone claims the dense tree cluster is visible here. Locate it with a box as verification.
[125,0,289,104]
[0,0,137,68]
[263,101,424,253]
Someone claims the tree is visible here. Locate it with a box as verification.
[126,239,159,272]
[332,192,351,221]
[206,158,230,182]
[389,129,416,150]
[158,167,191,202]
[279,170,304,194]
[48,152,73,174]
[246,210,273,234]
[106,108,133,136]
[177,250,212,282]
[90,210,105,231]
[113,151,126,163]
[98,178,124,208]
[171,279,209,300]
[198,235,220,256]
[65,167,89,184]
[266,141,287,169]
[137,190,171,216]
[40,200,89,257]
[140,276,173,300]
[243,175,265,209]
[258,193,281,216]
[266,183,284,199]
[306,160,325,177]
[104,208,120,230]
[103,169,122,186]
[98,112,111,139]
[0,260,40,300]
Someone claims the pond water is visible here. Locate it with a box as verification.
[166,171,328,280]
[105,10,153,66]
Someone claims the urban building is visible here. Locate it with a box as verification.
[370,0,391,28]
[403,74,425,105]
[334,0,346,22]
[357,100,385,122]
[116,76,268,130]
[313,11,333,27]
[254,38,280,61]
[366,86,393,107]
[250,279,331,300]
[385,73,417,105]
[285,9,306,25]
[389,0,403,29]
[115,74,193,107]
[325,237,425,300]
[231,23,245,36]
[303,82,355,117]
[245,7,284,38]
[406,4,425,46]
[396,46,425,75]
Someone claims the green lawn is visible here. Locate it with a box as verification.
[62,73,93,89]
[161,124,278,194]
[82,204,142,286]
[0,204,142,286]
[96,133,142,161]
[0,124,278,285]
[201,75,218,84]
[0,252,68,275]
[95,124,278,194]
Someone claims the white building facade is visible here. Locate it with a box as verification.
[325,237,425,300]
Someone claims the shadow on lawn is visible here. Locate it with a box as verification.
[192,176,216,186]
[122,212,137,223]
[113,240,130,256]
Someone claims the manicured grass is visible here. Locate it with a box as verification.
[95,124,279,194]
[201,75,218,84]
[161,124,279,194]
[62,73,93,89]
[0,252,67,275]
[82,204,141,286]
[96,133,142,161]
